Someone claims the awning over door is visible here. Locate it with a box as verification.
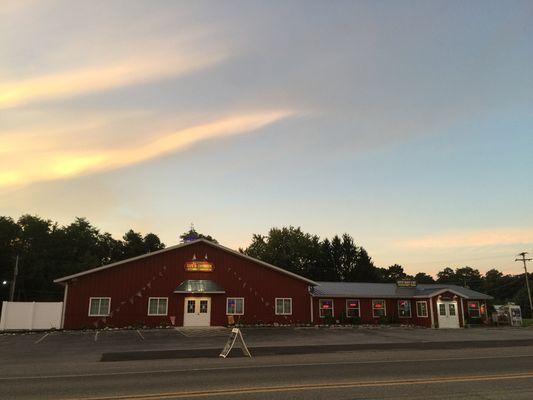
[173,280,225,294]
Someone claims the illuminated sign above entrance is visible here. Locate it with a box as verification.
[184,260,214,272]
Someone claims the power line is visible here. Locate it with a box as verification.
[515,252,533,318]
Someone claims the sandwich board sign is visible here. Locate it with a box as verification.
[219,328,252,358]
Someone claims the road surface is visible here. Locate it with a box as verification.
[2,345,533,399]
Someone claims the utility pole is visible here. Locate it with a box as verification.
[9,255,18,302]
[515,252,533,318]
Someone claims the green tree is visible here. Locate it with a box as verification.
[242,227,381,282]
[15,215,58,300]
[380,264,408,282]
[436,267,456,284]
[353,247,381,282]
[455,267,483,291]
[122,230,146,259]
[243,227,321,277]
[0,217,21,300]
[143,233,165,253]
[414,272,435,283]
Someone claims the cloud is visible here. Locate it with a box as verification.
[0,111,292,189]
[0,51,225,109]
[397,229,533,249]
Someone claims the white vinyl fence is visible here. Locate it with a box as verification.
[0,301,63,330]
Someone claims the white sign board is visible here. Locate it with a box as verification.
[219,328,252,358]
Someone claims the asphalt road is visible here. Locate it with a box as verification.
[3,346,533,399]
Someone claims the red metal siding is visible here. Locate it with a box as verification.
[62,242,312,329]
[312,297,432,328]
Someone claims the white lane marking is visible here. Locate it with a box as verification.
[34,333,50,344]
[1,353,533,381]
[136,330,145,341]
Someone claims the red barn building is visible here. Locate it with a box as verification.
[54,239,491,329]
[310,281,492,328]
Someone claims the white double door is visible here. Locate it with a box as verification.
[437,301,460,328]
[183,297,211,327]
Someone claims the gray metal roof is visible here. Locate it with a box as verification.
[311,281,492,300]
[174,280,225,294]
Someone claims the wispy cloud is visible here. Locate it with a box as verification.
[0,111,293,189]
[0,52,224,109]
[397,229,533,249]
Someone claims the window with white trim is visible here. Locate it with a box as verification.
[372,299,386,317]
[416,301,428,317]
[226,297,244,315]
[89,297,110,316]
[398,300,411,318]
[148,297,168,316]
[275,298,292,315]
[319,299,334,318]
[468,301,480,318]
[346,299,360,318]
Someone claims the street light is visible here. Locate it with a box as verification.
[2,280,8,286]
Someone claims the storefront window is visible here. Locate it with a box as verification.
[148,297,168,316]
[226,298,244,315]
[372,300,386,317]
[319,299,334,318]
[89,297,110,316]
[275,298,292,315]
[468,301,480,318]
[346,299,360,318]
[416,301,428,317]
[398,300,411,318]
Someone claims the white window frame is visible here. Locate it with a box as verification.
[226,297,244,315]
[88,297,111,317]
[147,297,168,316]
[398,299,412,318]
[468,300,481,318]
[319,299,334,318]
[346,299,360,318]
[275,298,293,315]
[372,299,386,318]
[416,301,429,318]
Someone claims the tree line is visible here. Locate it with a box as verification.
[0,216,531,315]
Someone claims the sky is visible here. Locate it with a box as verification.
[1,1,532,276]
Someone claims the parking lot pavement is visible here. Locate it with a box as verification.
[1,326,533,368]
